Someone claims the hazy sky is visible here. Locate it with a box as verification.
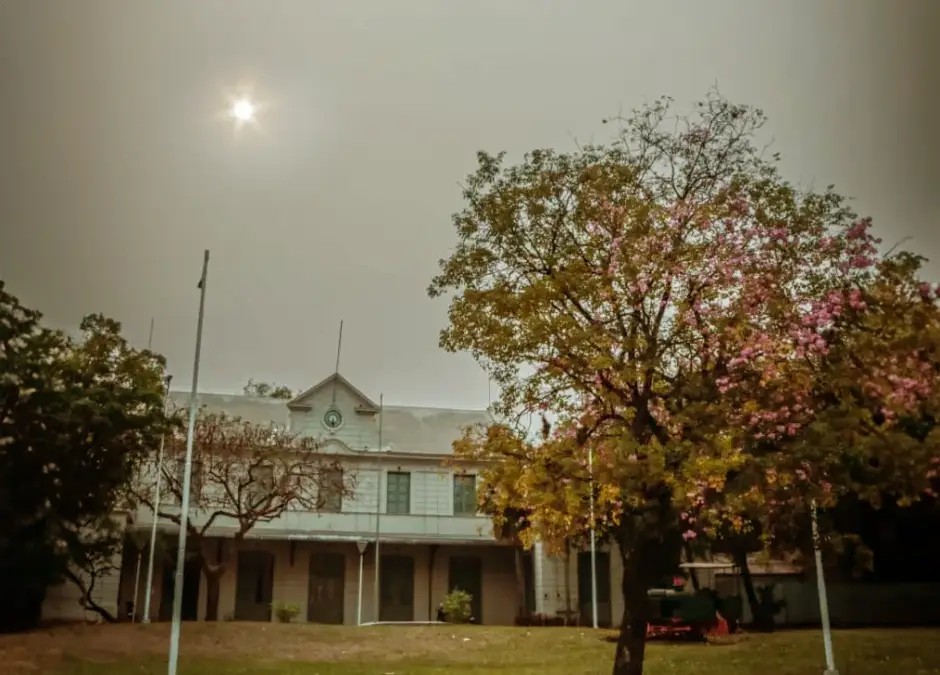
[1,1,937,409]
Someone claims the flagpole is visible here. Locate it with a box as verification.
[167,250,210,675]
[580,392,599,629]
[373,393,384,623]
[129,317,156,623]
[589,444,598,629]
[142,375,172,623]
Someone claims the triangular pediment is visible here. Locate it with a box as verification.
[287,373,379,412]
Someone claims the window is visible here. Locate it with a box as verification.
[453,474,477,516]
[248,465,274,507]
[386,471,411,514]
[175,458,203,504]
[320,469,344,513]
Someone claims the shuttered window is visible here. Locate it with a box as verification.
[453,474,477,516]
[386,471,411,514]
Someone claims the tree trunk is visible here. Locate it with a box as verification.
[203,537,233,622]
[203,563,224,621]
[513,546,527,619]
[611,564,650,675]
[732,547,773,632]
[64,569,117,623]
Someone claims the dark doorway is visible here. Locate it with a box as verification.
[379,555,415,622]
[159,554,201,621]
[234,550,275,621]
[448,555,483,623]
[577,550,612,627]
[522,551,536,615]
[308,552,345,624]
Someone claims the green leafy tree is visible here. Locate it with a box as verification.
[457,417,616,622]
[0,285,167,631]
[429,92,935,674]
[455,419,595,620]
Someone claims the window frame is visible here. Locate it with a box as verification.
[453,473,477,516]
[248,464,275,507]
[385,471,411,515]
[320,468,344,513]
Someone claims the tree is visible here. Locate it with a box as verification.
[711,251,940,627]
[456,417,615,622]
[0,285,167,632]
[243,379,294,399]
[132,408,353,620]
[61,516,129,623]
[429,92,933,674]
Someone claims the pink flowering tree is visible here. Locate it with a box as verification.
[707,249,940,609]
[429,91,938,675]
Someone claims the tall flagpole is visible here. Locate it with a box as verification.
[126,318,158,623]
[373,393,384,623]
[589,444,599,629]
[167,250,210,675]
[580,391,599,629]
[142,375,172,623]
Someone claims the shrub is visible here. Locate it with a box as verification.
[441,589,473,623]
[271,600,301,623]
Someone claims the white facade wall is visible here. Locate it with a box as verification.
[130,455,496,543]
[40,377,614,627]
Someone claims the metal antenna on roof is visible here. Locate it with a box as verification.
[147,318,155,350]
[332,320,343,406]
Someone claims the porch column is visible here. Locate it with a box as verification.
[427,545,439,621]
[533,540,547,615]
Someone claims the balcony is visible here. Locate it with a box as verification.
[132,506,498,544]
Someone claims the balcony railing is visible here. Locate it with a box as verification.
[133,505,497,543]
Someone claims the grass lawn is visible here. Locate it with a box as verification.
[1,623,938,675]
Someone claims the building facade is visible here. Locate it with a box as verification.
[42,372,628,626]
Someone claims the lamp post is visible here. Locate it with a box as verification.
[166,251,210,675]
[811,500,839,675]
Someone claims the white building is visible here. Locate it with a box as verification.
[42,372,628,626]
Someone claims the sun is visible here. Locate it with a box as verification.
[218,83,268,133]
[230,98,256,123]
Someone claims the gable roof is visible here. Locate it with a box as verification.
[166,391,493,457]
[377,405,493,455]
[287,372,379,411]
[169,391,290,428]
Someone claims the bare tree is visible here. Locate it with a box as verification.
[133,407,353,620]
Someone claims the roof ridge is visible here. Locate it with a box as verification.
[383,403,490,414]
[171,391,489,415]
